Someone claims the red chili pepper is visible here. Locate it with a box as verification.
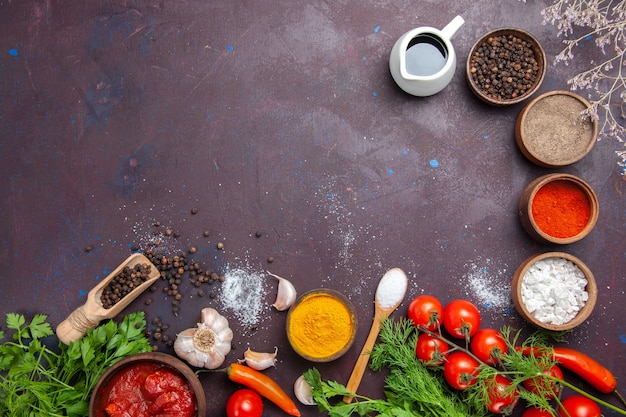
[226,363,301,416]
[517,346,617,394]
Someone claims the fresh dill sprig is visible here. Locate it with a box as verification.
[304,318,488,417]
[372,318,488,417]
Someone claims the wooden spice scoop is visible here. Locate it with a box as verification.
[343,268,408,403]
[56,253,160,345]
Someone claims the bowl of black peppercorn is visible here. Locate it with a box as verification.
[466,28,546,106]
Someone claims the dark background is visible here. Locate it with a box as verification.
[1,1,624,416]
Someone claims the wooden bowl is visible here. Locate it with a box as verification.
[519,173,599,245]
[511,252,597,331]
[286,289,357,362]
[89,352,207,417]
[516,91,598,167]
[466,28,546,106]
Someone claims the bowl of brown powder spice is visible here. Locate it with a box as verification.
[515,90,598,167]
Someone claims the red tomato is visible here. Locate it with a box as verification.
[415,333,449,366]
[443,351,479,390]
[558,395,601,417]
[522,365,563,399]
[407,295,443,331]
[226,389,264,417]
[522,407,554,417]
[484,374,519,414]
[470,328,507,365]
[443,299,481,339]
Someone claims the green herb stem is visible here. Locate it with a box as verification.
[542,374,626,416]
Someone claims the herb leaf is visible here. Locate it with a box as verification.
[6,313,25,331]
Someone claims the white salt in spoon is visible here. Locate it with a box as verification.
[343,267,408,403]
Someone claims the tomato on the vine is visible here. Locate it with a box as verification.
[226,389,264,417]
[442,299,481,339]
[483,374,519,415]
[415,333,449,366]
[443,351,479,390]
[470,328,507,365]
[522,407,554,417]
[522,365,563,399]
[407,295,443,331]
[558,395,601,417]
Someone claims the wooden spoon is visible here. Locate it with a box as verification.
[56,253,160,345]
[343,267,408,403]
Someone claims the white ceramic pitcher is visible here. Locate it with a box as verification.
[389,16,465,97]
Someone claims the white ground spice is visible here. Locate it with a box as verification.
[219,265,267,328]
[521,257,588,325]
[464,259,511,309]
[376,268,408,309]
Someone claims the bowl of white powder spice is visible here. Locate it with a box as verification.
[511,252,597,331]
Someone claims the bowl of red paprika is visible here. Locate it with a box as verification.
[519,173,599,245]
[89,352,206,417]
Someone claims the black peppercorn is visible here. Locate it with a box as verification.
[469,33,539,101]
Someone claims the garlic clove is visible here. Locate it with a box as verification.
[239,346,278,370]
[205,350,226,370]
[267,271,297,311]
[200,307,220,326]
[294,375,316,405]
[216,328,234,354]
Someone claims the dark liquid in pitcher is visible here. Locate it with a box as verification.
[405,34,448,76]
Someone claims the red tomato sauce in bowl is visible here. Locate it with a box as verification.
[92,361,197,417]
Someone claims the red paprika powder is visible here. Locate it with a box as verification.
[531,180,591,238]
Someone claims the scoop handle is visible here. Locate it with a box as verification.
[342,308,386,403]
[56,305,103,345]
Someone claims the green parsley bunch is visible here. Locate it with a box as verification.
[0,311,152,417]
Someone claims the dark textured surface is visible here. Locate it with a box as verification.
[1,1,624,416]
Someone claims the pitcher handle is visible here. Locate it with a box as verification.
[441,15,465,40]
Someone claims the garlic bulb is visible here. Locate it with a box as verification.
[267,271,297,311]
[174,307,233,369]
[239,346,278,370]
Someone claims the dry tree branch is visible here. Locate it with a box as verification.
[534,0,626,174]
